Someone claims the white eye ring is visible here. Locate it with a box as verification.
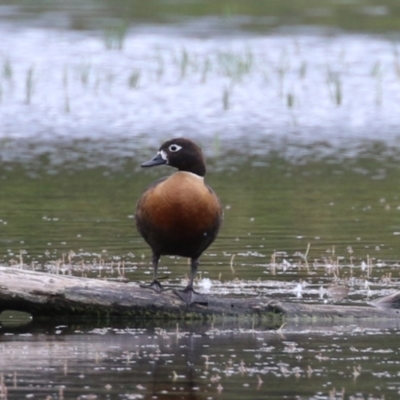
[168,144,182,152]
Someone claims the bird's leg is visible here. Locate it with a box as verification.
[140,253,163,292]
[174,258,208,306]
[187,257,198,291]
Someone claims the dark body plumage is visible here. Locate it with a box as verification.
[135,138,223,304]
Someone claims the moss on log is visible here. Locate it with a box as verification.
[0,266,398,321]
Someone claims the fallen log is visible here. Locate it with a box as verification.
[0,266,398,321]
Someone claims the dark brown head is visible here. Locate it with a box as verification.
[141,138,206,177]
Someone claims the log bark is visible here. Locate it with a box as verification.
[0,266,398,322]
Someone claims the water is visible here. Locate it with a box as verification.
[0,321,399,399]
[2,147,400,304]
[1,0,400,398]
[1,319,400,399]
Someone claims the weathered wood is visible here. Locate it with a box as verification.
[0,266,398,321]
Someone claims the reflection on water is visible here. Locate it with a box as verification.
[0,320,399,399]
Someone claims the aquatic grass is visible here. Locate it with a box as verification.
[3,243,400,306]
[62,66,70,113]
[365,254,374,278]
[298,61,307,79]
[392,44,400,81]
[217,48,254,82]
[173,47,190,80]
[371,61,383,106]
[128,69,140,89]
[25,65,35,105]
[180,48,189,79]
[155,51,165,81]
[230,254,236,274]
[269,252,278,275]
[275,49,291,98]
[201,57,211,83]
[222,85,231,110]
[4,42,399,129]
[326,67,342,106]
[78,62,91,87]
[104,20,129,50]
[2,57,12,81]
[287,91,294,108]
[294,243,310,270]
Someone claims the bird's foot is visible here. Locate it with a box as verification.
[140,279,164,293]
[173,287,208,306]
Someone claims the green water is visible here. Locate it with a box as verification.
[1,139,400,293]
[4,0,400,32]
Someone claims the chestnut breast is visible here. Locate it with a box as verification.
[136,171,222,257]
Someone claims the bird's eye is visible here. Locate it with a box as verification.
[168,144,182,152]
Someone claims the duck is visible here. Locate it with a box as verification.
[135,138,223,305]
